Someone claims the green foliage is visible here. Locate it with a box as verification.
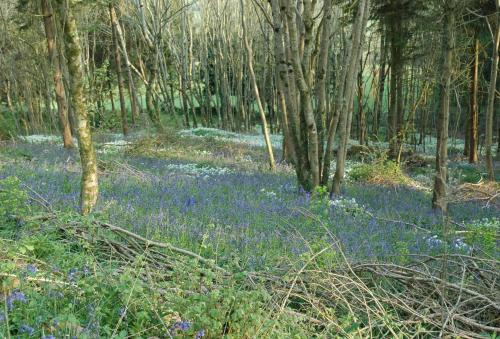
[464,218,499,256]
[0,182,309,338]
[0,176,29,220]
[348,163,374,182]
[0,227,307,338]
[0,105,19,140]
[448,164,483,184]
[96,111,123,130]
[447,146,463,156]
[308,186,331,219]
[349,160,409,185]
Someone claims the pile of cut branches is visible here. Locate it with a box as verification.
[450,180,500,208]
[255,251,499,337]
[352,255,499,337]
[15,212,500,337]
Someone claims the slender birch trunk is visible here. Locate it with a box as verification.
[469,38,479,164]
[240,0,276,170]
[60,0,98,214]
[109,2,128,136]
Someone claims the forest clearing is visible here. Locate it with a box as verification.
[0,0,499,338]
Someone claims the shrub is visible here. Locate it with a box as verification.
[464,218,499,256]
[0,105,19,140]
[349,160,410,186]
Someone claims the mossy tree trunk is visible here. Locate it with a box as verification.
[59,0,98,214]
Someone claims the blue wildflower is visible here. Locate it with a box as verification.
[86,304,95,315]
[82,265,91,277]
[170,320,191,333]
[68,268,78,281]
[195,329,206,338]
[26,264,37,275]
[48,290,64,299]
[19,324,35,336]
[6,290,27,311]
[42,335,56,339]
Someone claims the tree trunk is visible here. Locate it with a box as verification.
[109,2,128,136]
[41,0,73,148]
[387,12,404,160]
[110,6,140,124]
[284,0,320,189]
[485,8,499,180]
[315,0,333,183]
[60,0,98,214]
[240,0,276,171]
[469,38,479,163]
[270,0,304,183]
[332,0,370,195]
[357,62,366,145]
[373,29,387,137]
[432,0,455,213]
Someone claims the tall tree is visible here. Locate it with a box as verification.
[109,1,128,136]
[60,0,98,214]
[331,0,371,195]
[485,0,499,181]
[469,37,479,163]
[373,26,388,137]
[41,0,73,148]
[432,0,456,213]
[269,0,333,191]
[239,0,275,170]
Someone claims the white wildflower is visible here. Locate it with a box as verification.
[329,197,364,214]
[424,235,444,248]
[163,163,232,178]
[178,127,283,149]
[260,188,277,198]
[453,238,471,253]
[20,134,76,144]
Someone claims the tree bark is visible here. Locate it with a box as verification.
[284,0,320,189]
[110,5,140,124]
[357,61,366,145]
[41,0,74,148]
[315,0,333,184]
[485,8,499,180]
[240,0,276,170]
[388,14,403,160]
[373,28,387,137]
[332,0,370,195]
[109,2,128,136]
[469,38,479,163]
[60,0,98,215]
[432,0,455,213]
[270,0,303,182]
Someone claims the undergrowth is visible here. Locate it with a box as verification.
[1,132,499,338]
[0,178,310,338]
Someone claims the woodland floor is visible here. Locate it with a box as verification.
[1,129,498,266]
[0,128,498,338]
